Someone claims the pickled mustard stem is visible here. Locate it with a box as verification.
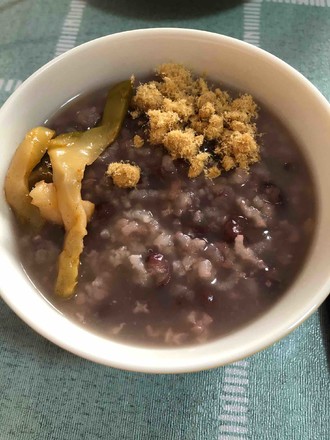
[49,80,132,298]
[4,127,55,229]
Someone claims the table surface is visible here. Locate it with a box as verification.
[0,1,329,439]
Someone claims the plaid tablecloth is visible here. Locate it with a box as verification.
[0,1,329,439]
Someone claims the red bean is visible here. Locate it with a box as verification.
[145,252,171,286]
[262,182,283,205]
[223,217,243,243]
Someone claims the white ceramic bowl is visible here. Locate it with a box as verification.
[1,29,330,373]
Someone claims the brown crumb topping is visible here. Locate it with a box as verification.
[133,134,144,148]
[188,152,210,178]
[107,162,141,188]
[216,131,259,170]
[205,165,221,179]
[132,82,164,112]
[163,128,204,160]
[147,110,180,145]
[131,63,260,178]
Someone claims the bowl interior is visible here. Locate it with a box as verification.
[1,29,330,373]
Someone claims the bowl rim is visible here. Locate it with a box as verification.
[1,27,330,373]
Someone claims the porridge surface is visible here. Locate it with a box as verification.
[18,84,315,347]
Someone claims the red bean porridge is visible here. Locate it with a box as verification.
[17,82,315,347]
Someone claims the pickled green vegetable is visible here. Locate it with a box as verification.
[5,127,55,229]
[48,79,132,297]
